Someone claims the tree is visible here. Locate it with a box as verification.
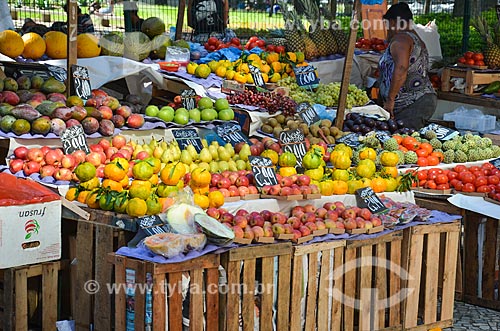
[453,0,497,17]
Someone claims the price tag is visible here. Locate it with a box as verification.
[419,123,459,141]
[248,64,266,89]
[46,65,67,82]
[293,65,319,88]
[490,157,500,170]
[215,122,250,146]
[375,131,391,144]
[172,128,203,153]
[296,102,320,126]
[60,125,90,154]
[71,65,92,100]
[336,133,361,148]
[279,129,307,168]
[355,187,388,214]
[181,89,197,110]
[249,156,278,187]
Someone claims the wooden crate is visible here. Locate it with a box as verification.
[289,240,346,331]
[219,243,292,331]
[441,67,500,95]
[402,222,461,330]
[108,253,220,331]
[343,231,404,331]
[462,211,500,311]
[0,261,67,331]
[62,207,136,331]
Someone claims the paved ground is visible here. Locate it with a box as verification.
[446,301,500,330]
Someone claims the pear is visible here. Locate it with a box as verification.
[153,146,164,159]
[239,144,251,161]
[180,150,193,165]
[189,163,198,172]
[201,139,208,148]
[186,145,198,161]
[218,160,229,172]
[246,162,252,171]
[236,159,247,170]
[209,145,219,160]
[218,146,231,161]
[233,155,240,161]
[142,144,153,156]
[198,162,210,171]
[199,147,213,163]
[160,141,168,150]
[183,163,191,174]
[149,138,158,149]
[228,160,238,171]
[224,143,235,157]
[133,145,144,158]
[160,149,173,163]
[211,141,219,148]
[209,160,220,173]
[172,146,181,161]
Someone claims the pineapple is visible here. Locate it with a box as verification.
[279,2,306,53]
[300,0,327,57]
[330,24,349,55]
[303,34,319,60]
[472,17,500,68]
[322,27,338,55]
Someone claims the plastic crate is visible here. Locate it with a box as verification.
[443,112,496,132]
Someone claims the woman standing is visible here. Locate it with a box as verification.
[378,2,436,130]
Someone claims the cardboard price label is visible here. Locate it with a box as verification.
[279,129,306,167]
[215,122,249,146]
[249,156,278,187]
[296,102,320,126]
[490,157,500,170]
[172,129,203,153]
[336,133,361,148]
[419,123,459,141]
[248,64,266,89]
[60,125,90,154]
[375,131,391,144]
[181,89,197,110]
[71,65,91,100]
[355,187,388,214]
[293,65,319,88]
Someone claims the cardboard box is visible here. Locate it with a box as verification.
[0,200,61,268]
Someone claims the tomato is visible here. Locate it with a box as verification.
[454,165,467,173]
[436,174,448,184]
[454,181,464,191]
[469,166,481,172]
[230,37,241,46]
[417,170,428,181]
[472,170,485,178]
[416,149,429,157]
[256,39,266,47]
[477,185,491,193]
[472,53,484,61]
[427,155,440,166]
[436,183,450,190]
[428,168,443,176]
[266,45,275,52]
[248,36,259,43]
[355,42,363,48]
[482,163,495,170]
[449,178,460,187]
[483,169,492,176]
[463,183,476,192]
[419,180,427,187]
[488,175,500,185]
[475,60,486,66]
[207,37,219,46]
[458,57,466,64]
[475,176,488,187]
[466,59,475,66]
[426,180,437,189]
[275,45,285,54]
[447,171,459,181]
[417,157,428,167]
[488,184,497,192]
[464,51,474,59]
[248,42,258,50]
[375,44,386,52]
[459,171,475,183]
[431,151,444,162]
[492,169,500,176]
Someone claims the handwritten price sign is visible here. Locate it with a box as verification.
[61,125,90,154]
[181,89,197,110]
[420,123,459,141]
[296,102,320,126]
[249,156,278,187]
[355,187,388,214]
[248,64,266,89]
[172,129,203,153]
[215,122,249,146]
[279,129,306,167]
[293,65,319,88]
[71,65,91,100]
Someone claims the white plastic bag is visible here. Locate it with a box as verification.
[412,20,443,64]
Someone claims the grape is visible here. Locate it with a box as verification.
[227,90,298,115]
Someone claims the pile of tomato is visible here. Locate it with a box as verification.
[457,51,485,67]
[203,36,285,54]
[411,163,500,195]
[355,37,387,52]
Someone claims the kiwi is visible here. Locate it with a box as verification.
[268,118,278,127]
[320,119,332,128]
[275,114,285,124]
[261,124,273,134]
[330,126,340,136]
[321,126,330,136]
[326,136,336,144]
[310,125,320,137]
[310,137,320,145]
[273,127,282,138]
[299,123,309,135]
[288,122,299,130]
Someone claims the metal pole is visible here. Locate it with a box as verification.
[462,0,471,54]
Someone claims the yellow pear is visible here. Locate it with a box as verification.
[209,145,219,160]
[186,145,198,161]
[224,143,235,157]
[180,150,193,165]
[239,144,251,161]
[218,146,231,161]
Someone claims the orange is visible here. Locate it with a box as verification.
[380,152,399,167]
[192,185,210,195]
[145,197,162,215]
[160,162,186,186]
[426,155,440,166]
[65,187,78,201]
[156,183,179,198]
[113,196,129,214]
[144,157,161,174]
[385,177,398,192]
[381,166,398,178]
[279,166,297,177]
[347,180,363,194]
[261,150,279,165]
[360,178,372,188]
[102,179,123,192]
[149,174,159,185]
[194,194,210,209]
[79,177,100,190]
[359,147,377,161]
[333,152,351,170]
[370,177,388,193]
[77,190,90,204]
[120,175,130,188]
[74,162,97,182]
[85,189,101,209]
[208,190,224,208]
[132,161,154,180]
[129,180,152,200]
[158,197,175,212]
[191,168,211,187]
[126,198,148,217]
[332,180,348,195]
[431,151,444,162]
[104,162,127,182]
[332,169,349,182]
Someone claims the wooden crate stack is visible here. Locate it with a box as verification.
[441,67,500,95]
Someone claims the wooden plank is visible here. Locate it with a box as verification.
[224,260,240,331]
[304,253,318,331]
[66,0,78,96]
[228,243,292,261]
[94,225,114,331]
[190,269,204,331]
[404,319,453,331]
[347,232,402,249]
[168,272,184,331]
[175,0,186,40]
[2,268,14,330]
[389,239,402,327]
[153,254,220,274]
[343,247,357,331]
[424,232,440,324]
[293,240,345,256]
[330,247,344,330]
[114,256,127,331]
[277,254,291,331]
[75,221,94,330]
[259,256,274,331]
[289,255,303,331]
[359,245,373,331]
[206,268,219,331]
[463,212,480,298]
[42,263,58,330]
[15,268,28,331]
[441,231,460,321]
[134,261,146,331]
[317,249,331,331]
[242,259,256,331]
[376,243,387,329]
[411,222,460,235]
[482,218,497,300]
[152,273,166,331]
[414,198,462,215]
[403,233,424,328]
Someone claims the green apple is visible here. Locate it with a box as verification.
[197,97,214,110]
[218,108,234,121]
[189,108,201,122]
[174,112,190,125]
[158,106,175,122]
[145,105,159,117]
[214,98,229,111]
[175,107,189,118]
[201,108,217,121]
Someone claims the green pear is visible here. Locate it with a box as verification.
[201,139,208,148]
[224,143,235,157]
[199,147,213,163]
[160,149,173,163]
[180,149,193,165]
[246,162,252,171]
[236,159,247,170]
[218,160,229,172]
[172,146,181,161]
[232,155,240,161]
[133,145,144,158]
[209,160,220,173]
[218,146,231,161]
[198,162,210,171]
[211,140,219,147]
[153,146,164,159]
[160,141,168,150]
[190,163,198,172]
[186,145,198,161]
[149,138,158,149]
[239,144,251,161]
[142,144,153,156]
[209,145,219,160]
[228,160,238,171]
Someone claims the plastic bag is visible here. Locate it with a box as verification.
[0,173,60,206]
[165,46,190,63]
[142,232,206,258]
[412,20,442,64]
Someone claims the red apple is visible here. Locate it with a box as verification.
[217,177,231,189]
[272,223,285,235]
[244,227,255,240]
[334,201,346,214]
[233,215,248,228]
[324,220,337,229]
[112,135,127,149]
[90,144,104,153]
[293,229,302,240]
[40,146,51,156]
[249,215,265,227]
[228,186,239,197]
[23,161,41,176]
[252,226,265,238]
[206,207,220,220]
[269,184,281,195]
[344,218,357,230]
[61,154,76,169]
[271,212,287,224]
[280,176,293,187]
[219,188,230,197]
[238,186,250,196]
[236,209,249,217]
[364,221,374,229]
[210,173,222,187]
[283,224,294,234]
[326,210,339,221]
[54,167,73,181]
[13,146,29,160]
[118,148,132,160]
[299,225,311,237]
[323,202,335,210]
[96,164,105,178]
[27,148,44,163]
[297,175,311,186]
[287,216,302,229]
[44,149,62,165]
[359,208,372,221]
[342,208,357,219]
[355,217,366,229]
[310,184,320,194]
[261,185,272,195]
[85,152,102,167]
[260,210,272,222]
[280,186,292,196]
[9,158,25,173]
[40,164,56,178]
[305,221,318,231]
[228,172,239,185]
[235,175,250,187]
[301,212,316,224]
[300,186,312,195]
[371,217,382,227]
[232,226,244,238]
[335,221,345,229]
[105,146,119,160]
[315,207,328,219]
[315,220,326,230]
[304,204,316,213]
[220,212,234,223]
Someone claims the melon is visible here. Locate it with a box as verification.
[194,213,234,246]
[0,30,24,58]
[149,35,172,60]
[22,32,45,59]
[99,32,124,57]
[77,33,101,58]
[123,32,153,61]
[141,17,166,39]
[44,31,67,59]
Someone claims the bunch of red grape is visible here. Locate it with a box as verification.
[227,91,297,115]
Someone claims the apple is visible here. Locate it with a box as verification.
[217,177,231,189]
[40,164,56,178]
[232,226,244,238]
[355,217,366,229]
[206,207,220,220]
[371,217,382,227]
[300,186,312,195]
[360,208,372,221]
[228,186,239,197]
[342,209,357,219]
[235,175,250,187]
[40,146,51,156]
[291,186,302,195]
[96,164,105,178]
[283,224,294,234]
[291,206,305,215]
[315,207,328,219]
[315,220,326,230]
[250,215,265,227]
[344,218,357,230]
[287,216,302,229]
[98,138,111,151]
[27,148,44,163]
[61,154,76,169]
[263,225,273,237]
[252,226,265,238]
[54,167,73,181]
[13,146,29,160]
[221,170,232,178]
[112,135,127,149]
[219,188,230,197]
[244,227,255,240]
[272,223,285,235]
[236,209,249,217]
[233,215,248,228]
[280,187,292,196]
[118,148,132,160]
[271,212,287,224]
[90,144,104,153]
[44,150,62,165]
[289,174,298,184]
[105,146,119,160]
[293,229,302,240]
[364,221,374,229]
[334,201,346,214]
[324,220,337,229]
[136,151,149,160]
[220,212,234,223]
[352,206,361,215]
[304,204,316,213]
[299,225,311,237]
[238,186,250,196]
[270,184,281,195]
[9,158,25,173]
[305,222,318,231]
[301,212,316,224]
[323,202,335,210]
[23,161,41,176]
[260,210,272,222]
[228,173,239,185]
[326,210,339,221]
[85,152,102,167]
[297,175,311,186]
[335,221,345,229]
[280,176,293,187]
[310,184,320,194]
